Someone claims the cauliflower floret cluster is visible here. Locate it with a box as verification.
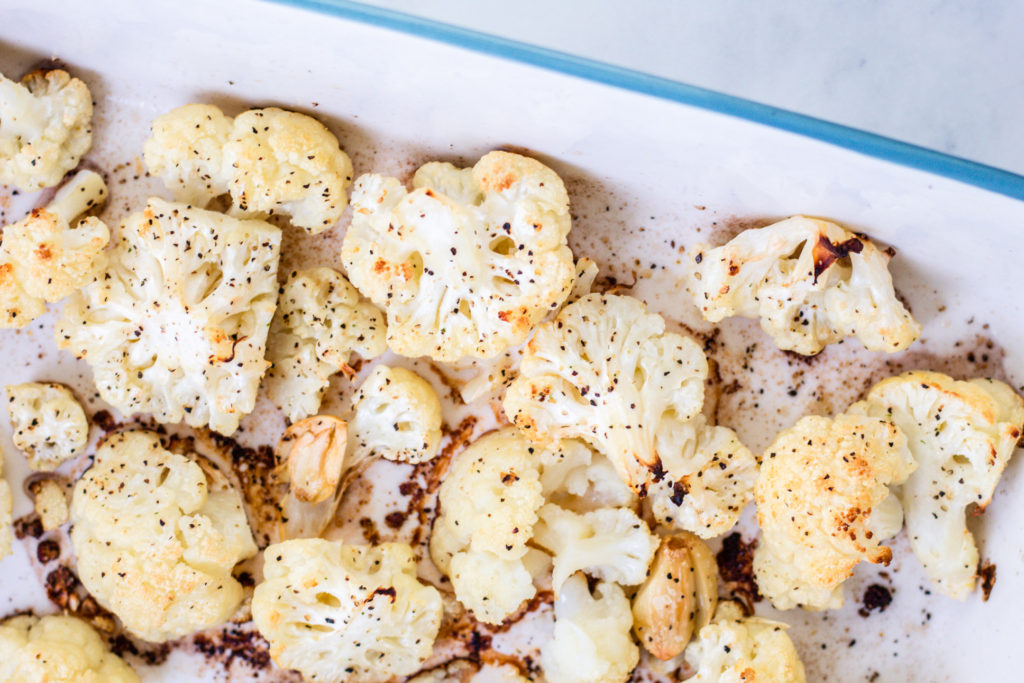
[6,382,88,471]
[753,414,916,610]
[144,104,353,233]
[683,602,807,683]
[265,267,387,422]
[848,371,1024,599]
[686,216,921,355]
[341,151,576,361]
[0,169,109,328]
[539,573,639,683]
[70,430,257,642]
[251,538,443,683]
[430,428,652,625]
[0,69,93,191]
[275,365,442,541]
[56,198,282,435]
[0,614,139,683]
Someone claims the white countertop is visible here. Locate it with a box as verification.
[366,0,1024,176]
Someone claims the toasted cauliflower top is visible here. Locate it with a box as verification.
[348,364,443,465]
[849,371,1024,599]
[754,414,916,610]
[5,382,88,471]
[683,602,806,683]
[429,428,544,623]
[647,416,758,538]
[252,539,443,683]
[0,69,93,191]
[341,151,576,361]
[539,573,639,683]
[70,430,257,642]
[1,169,110,328]
[504,293,708,494]
[0,614,139,683]
[56,198,282,435]
[686,216,921,355]
[144,104,353,233]
[265,267,387,422]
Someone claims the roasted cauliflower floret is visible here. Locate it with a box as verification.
[341,151,576,361]
[0,69,92,191]
[539,438,637,513]
[429,428,544,624]
[252,539,443,683]
[265,267,387,422]
[144,104,353,233]
[532,503,658,591]
[143,103,232,206]
[753,414,916,610]
[55,198,281,435]
[848,371,1024,599]
[647,416,758,538]
[6,382,88,471]
[0,614,139,683]
[504,293,708,494]
[347,364,443,465]
[0,457,11,559]
[683,601,806,683]
[686,216,920,355]
[540,573,639,683]
[0,169,109,328]
[31,477,70,531]
[70,430,257,642]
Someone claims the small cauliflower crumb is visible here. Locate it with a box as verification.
[32,478,69,531]
[6,382,88,471]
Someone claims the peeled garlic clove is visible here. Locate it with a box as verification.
[279,415,348,504]
[632,531,718,660]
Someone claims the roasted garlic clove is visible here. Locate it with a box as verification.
[279,415,348,504]
[632,531,719,660]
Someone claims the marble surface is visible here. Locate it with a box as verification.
[365,0,1024,176]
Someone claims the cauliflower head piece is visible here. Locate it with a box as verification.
[754,414,916,610]
[1,169,110,328]
[265,267,387,422]
[848,371,1024,599]
[686,216,921,355]
[429,428,544,624]
[252,538,443,683]
[647,416,758,538]
[70,430,257,642]
[683,601,807,683]
[0,614,139,683]
[341,151,576,361]
[532,503,658,591]
[539,573,639,683]
[56,198,282,435]
[504,293,708,495]
[348,364,443,465]
[5,382,88,471]
[144,104,353,233]
[0,69,92,191]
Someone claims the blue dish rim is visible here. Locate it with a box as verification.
[272,0,1024,202]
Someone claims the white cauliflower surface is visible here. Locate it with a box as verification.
[251,538,443,683]
[0,68,92,191]
[754,414,916,610]
[56,197,282,435]
[683,602,806,683]
[5,382,88,471]
[686,215,921,355]
[849,371,1024,599]
[266,267,387,422]
[0,614,139,683]
[341,150,576,361]
[0,169,110,328]
[144,104,354,233]
[69,430,257,642]
[539,573,639,683]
